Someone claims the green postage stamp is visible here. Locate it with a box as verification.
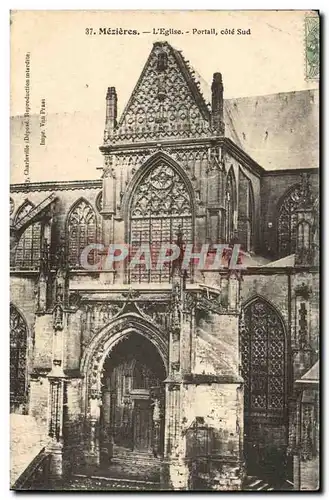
[305,13,320,80]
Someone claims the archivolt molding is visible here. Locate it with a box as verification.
[81,312,169,407]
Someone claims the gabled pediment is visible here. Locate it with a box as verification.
[107,42,212,143]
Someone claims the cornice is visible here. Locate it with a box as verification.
[100,136,266,179]
[10,179,102,193]
[263,167,319,177]
[223,138,265,178]
[99,136,215,153]
[200,266,319,275]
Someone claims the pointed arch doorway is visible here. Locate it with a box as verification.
[99,332,166,468]
[240,297,290,486]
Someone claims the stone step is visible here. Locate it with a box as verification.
[243,476,274,491]
[67,473,160,491]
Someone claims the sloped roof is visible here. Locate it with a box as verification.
[168,42,319,171]
[296,361,319,385]
[10,42,319,183]
[224,90,319,170]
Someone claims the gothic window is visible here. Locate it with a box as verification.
[278,183,313,259]
[247,181,254,252]
[129,161,193,283]
[240,298,286,413]
[225,168,236,242]
[10,304,28,408]
[67,199,98,268]
[96,191,103,213]
[14,222,42,269]
[297,220,311,253]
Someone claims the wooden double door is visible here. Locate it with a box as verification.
[101,333,165,455]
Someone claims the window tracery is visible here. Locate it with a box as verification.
[278,180,314,259]
[240,299,286,413]
[67,199,98,268]
[129,162,193,283]
[225,169,236,242]
[10,305,28,408]
[14,222,42,269]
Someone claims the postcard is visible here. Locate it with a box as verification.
[10,10,319,491]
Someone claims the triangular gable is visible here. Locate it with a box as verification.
[14,192,57,232]
[113,41,211,142]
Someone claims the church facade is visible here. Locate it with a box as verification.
[10,41,319,491]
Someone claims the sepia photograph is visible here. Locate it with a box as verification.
[9,10,320,491]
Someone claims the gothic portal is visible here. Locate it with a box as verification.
[99,333,166,463]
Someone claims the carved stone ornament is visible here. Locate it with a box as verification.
[295,282,312,300]
[53,304,64,331]
[196,289,223,315]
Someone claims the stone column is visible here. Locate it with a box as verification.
[47,363,67,485]
[162,272,194,490]
[100,387,113,466]
[85,393,102,467]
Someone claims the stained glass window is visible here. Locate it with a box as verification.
[240,299,286,413]
[129,162,192,283]
[278,184,313,258]
[10,304,28,407]
[67,199,98,268]
[225,169,236,243]
[14,222,42,269]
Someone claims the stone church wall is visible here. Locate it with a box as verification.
[260,169,318,257]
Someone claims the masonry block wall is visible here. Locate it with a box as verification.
[260,169,318,258]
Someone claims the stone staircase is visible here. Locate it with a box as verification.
[101,446,161,482]
[243,476,294,491]
[65,474,160,491]
[243,476,275,491]
[61,446,162,491]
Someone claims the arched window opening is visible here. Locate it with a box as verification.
[14,222,42,269]
[67,199,98,268]
[247,181,254,252]
[297,220,311,250]
[129,161,193,283]
[225,169,236,242]
[296,219,312,266]
[10,305,28,409]
[278,181,314,259]
[240,298,286,413]
[240,297,288,480]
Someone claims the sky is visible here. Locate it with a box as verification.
[11,10,318,118]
